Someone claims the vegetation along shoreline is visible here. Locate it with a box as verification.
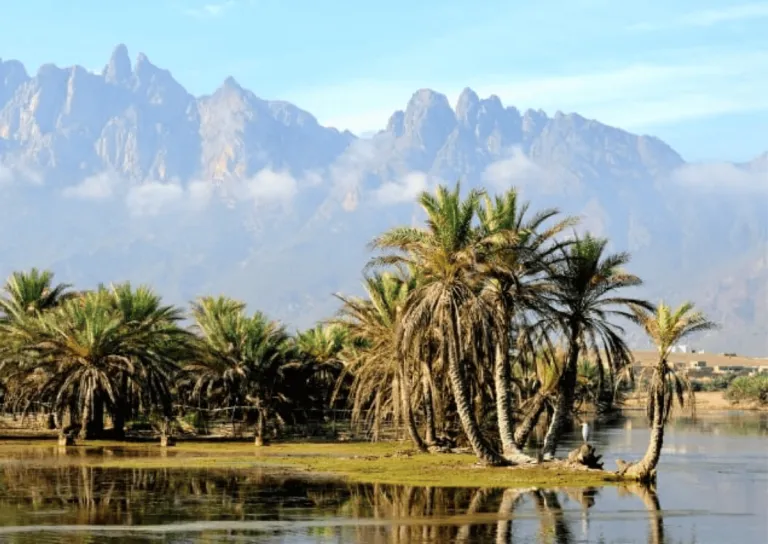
[1,182,764,488]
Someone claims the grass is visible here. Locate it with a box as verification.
[0,439,622,488]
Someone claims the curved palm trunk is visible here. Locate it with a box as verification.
[445,331,508,466]
[493,336,533,463]
[513,390,548,449]
[542,328,580,459]
[399,361,427,452]
[619,373,665,482]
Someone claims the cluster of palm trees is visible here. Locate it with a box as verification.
[336,183,715,481]
[0,182,714,483]
[0,271,336,445]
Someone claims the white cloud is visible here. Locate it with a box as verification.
[667,162,768,193]
[242,169,298,208]
[62,172,120,200]
[125,181,185,216]
[482,148,582,195]
[633,2,768,30]
[184,0,235,18]
[374,172,430,205]
[286,51,768,134]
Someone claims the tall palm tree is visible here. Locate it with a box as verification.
[371,183,507,465]
[617,302,715,482]
[183,296,292,445]
[477,189,573,460]
[336,272,427,449]
[541,233,649,459]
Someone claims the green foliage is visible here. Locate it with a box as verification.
[725,375,768,404]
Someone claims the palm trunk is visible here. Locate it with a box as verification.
[513,390,548,449]
[541,327,580,459]
[494,334,515,452]
[79,402,91,440]
[445,331,508,466]
[493,333,530,462]
[86,395,105,439]
[421,368,437,446]
[399,361,427,452]
[620,372,666,482]
[254,408,267,446]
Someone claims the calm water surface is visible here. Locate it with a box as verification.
[0,411,764,543]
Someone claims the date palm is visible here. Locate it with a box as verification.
[5,290,182,439]
[103,282,190,437]
[541,233,649,459]
[0,268,73,322]
[183,296,292,445]
[477,189,573,460]
[371,183,507,465]
[335,272,426,449]
[617,301,716,482]
[293,324,348,409]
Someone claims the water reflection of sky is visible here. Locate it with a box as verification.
[0,412,764,543]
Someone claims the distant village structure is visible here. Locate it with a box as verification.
[632,348,768,381]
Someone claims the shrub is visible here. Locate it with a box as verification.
[725,375,768,404]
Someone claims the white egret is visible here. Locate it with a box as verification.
[581,422,590,444]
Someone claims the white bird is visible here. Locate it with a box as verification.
[581,422,590,444]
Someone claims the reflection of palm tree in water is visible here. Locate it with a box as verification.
[531,489,573,544]
[620,484,665,544]
[495,488,530,544]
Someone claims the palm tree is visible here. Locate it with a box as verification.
[541,233,649,459]
[477,189,573,460]
[102,282,190,437]
[3,290,182,439]
[371,183,507,465]
[293,324,348,410]
[182,296,292,445]
[617,302,716,482]
[336,272,427,449]
[0,268,73,322]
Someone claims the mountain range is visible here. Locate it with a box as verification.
[0,45,766,354]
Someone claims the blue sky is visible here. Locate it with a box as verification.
[1,0,766,162]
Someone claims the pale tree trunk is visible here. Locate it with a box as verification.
[445,330,508,466]
[494,335,534,463]
[254,408,267,446]
[399,361,427,452]
[421,367,437,445]
[79,401,91,440]
[618,374,665,482]
[542,327,581,459]
[514,390,548,449]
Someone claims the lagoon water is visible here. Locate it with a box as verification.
[0,412,764,543]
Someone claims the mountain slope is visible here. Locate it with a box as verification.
[0,45,765,354]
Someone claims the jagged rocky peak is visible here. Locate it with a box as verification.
[103,43,132,85]
[401,88,456,149]
[0,58,30,106]
[455,87,480,122]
